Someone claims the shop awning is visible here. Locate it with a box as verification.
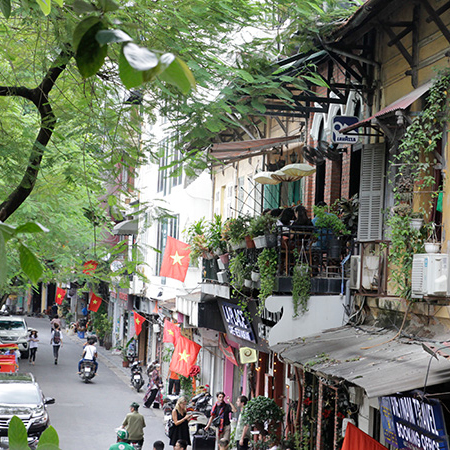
[209,135,303,163]
[272,325,450,398]
[112,219,138,235]
[341,80,433,133]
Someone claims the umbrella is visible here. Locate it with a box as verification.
[254,171,281,185]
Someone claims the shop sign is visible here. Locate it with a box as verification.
[379,394,449,450]
[332,116,359,144]
[221,302,255,343]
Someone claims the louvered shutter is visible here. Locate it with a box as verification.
[358,144,385,240]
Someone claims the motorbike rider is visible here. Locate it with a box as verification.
[122,402,146,448]
[77,336,98,374]
[109,428,134,450]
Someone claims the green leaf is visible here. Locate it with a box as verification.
[142,53,174,83]
[0,222,16,242]
[75,21,107,78]
[35,0,51,15]
[53,0,63,7]
[15,222,49,234]
[8,416,29,450]
[0,0,11,19]
[158,56,196,94]
[73,17,100,52]
[123,43,158,71]
[0,231,6,286]
[236,69,254,83]
[72,0,97,13]
[19,244,43,285]
[98,0,118,12]
[119,47,144,89]
[37,426,59,448]
[96,29,133,46]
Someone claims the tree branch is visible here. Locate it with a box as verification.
[0,48,72,222]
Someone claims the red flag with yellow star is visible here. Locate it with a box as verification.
[83,260,98,275]
[163,319,181,345]
[159,237,190,282]
[55,287,66,305]
[88,293,102,312]
[134,311,145,336]
[169,335,201,377]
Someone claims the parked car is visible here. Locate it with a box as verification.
[0,316,29,358]
[0,373,55,448]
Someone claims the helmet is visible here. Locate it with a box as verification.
[117,429,128,440]
[130,402,140,410]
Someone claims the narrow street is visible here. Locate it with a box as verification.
[20,317,166,450]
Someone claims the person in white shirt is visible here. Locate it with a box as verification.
[78,337,98,374]
[28,330,39,365]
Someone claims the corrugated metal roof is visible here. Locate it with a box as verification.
[342,80,432,133]
[272,325,450,399]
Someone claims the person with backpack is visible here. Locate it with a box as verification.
[50,323,62,365]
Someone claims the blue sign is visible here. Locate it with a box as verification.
[220,301,255,343]
[332,116,359,144]
[379,394,449,450]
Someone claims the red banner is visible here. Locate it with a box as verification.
[134,311,145,336]
[219,333,238,366]
[88,293,102,312]
[341,423,388,450]
[55,287,66,305]
[159,237,191,282]
[163,319,181,345]
[169,335,201,377]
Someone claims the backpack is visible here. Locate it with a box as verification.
[53,330,61,344]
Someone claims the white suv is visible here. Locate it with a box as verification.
[0,316,29,358]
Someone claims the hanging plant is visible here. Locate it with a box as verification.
[387,70,450,302]
[229,252,247,290]
[257,248,277,313]
[292,263,311,317]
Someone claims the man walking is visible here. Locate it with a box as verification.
[122,402,146,448]
[235,395,251,450]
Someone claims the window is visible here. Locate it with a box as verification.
[156,215,179,275]
[157,136,182,195]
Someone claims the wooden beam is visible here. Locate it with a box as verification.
[426,0,450,23]
[419,0,450,44]
[385,21,413,27]
[380,21,413,66]
[324,45,380,67]
[412,4,420,88]
[387,25,413,47]
[327,52,363,83]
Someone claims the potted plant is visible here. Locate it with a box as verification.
[249,214,277,249]
[223,215,251,250]
[257,248,277,312]
[241,396,284,437]
[244,264,253,289]
[424,222,440,253]
[410,212,424,231]
[207,214,227,256]
[229,252,247,290]
[292,262,311,317]
[185,218,212,264]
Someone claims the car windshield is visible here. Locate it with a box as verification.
[0,321,25,330]
[0,385,40,404]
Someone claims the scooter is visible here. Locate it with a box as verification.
[130,360,145,392]
[79,360,96,383]
[163,394,179,415]
[189,391,212,417]
[188,411,209,435]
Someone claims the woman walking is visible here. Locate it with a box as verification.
[169,397,192,449]
[28,330,39,365]
[143,361,162,408]
[50,323,62,365]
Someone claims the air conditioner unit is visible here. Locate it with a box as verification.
[411,254,448,298]
[350,256,361,290]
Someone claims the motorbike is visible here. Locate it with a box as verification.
[162,394,179,415]
[188,410,209,435]
[130,360,145,392]
[79,360,96,383]
[189,391,212,417]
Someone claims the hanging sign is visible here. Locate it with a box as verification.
[332,116,359,144]
[379,394,449,450]
[219,301,255,343]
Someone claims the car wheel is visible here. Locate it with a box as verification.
[21,350,29,359]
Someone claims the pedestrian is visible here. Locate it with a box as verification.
[28,330,39,365]
[108,428,134,450]
[169,397,192,449]
[235,395,251,450]
[205,392,236,443]
[143,362,162,408]
[153,440,164,450]
[174,440,188,450]
[122,402,146,448]
[168,370,180,395]
[50,314,61,331]
[50,323,62,365]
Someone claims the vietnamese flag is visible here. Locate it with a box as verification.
[83,260,98,275]
[169,335,201,377]
[88,293,102,312]
[163,319,181,345]
[159,237,191,282]
[134,311,145,336]
[341,423,387,450]
[55,287,66,305]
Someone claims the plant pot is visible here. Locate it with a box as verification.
[219,253,230,265]
[122,360,129,368]
[217,271,229,283]
[244,279,252,288]
[265,233,278,248]
[425,242,440,253]
[327,236,342,259]
[245,235,255,249]
[217,258,227,271]
[410,218,424,231]
[254,235,266,249]
[251,271,260,282]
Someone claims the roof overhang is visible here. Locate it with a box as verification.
[209,135,303,164]
[272,325,450,399]
[112,219,138,235]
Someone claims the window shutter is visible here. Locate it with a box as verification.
[358,144,385,240]
[263,184,280,210]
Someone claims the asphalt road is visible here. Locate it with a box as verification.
[20,316,166,450]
